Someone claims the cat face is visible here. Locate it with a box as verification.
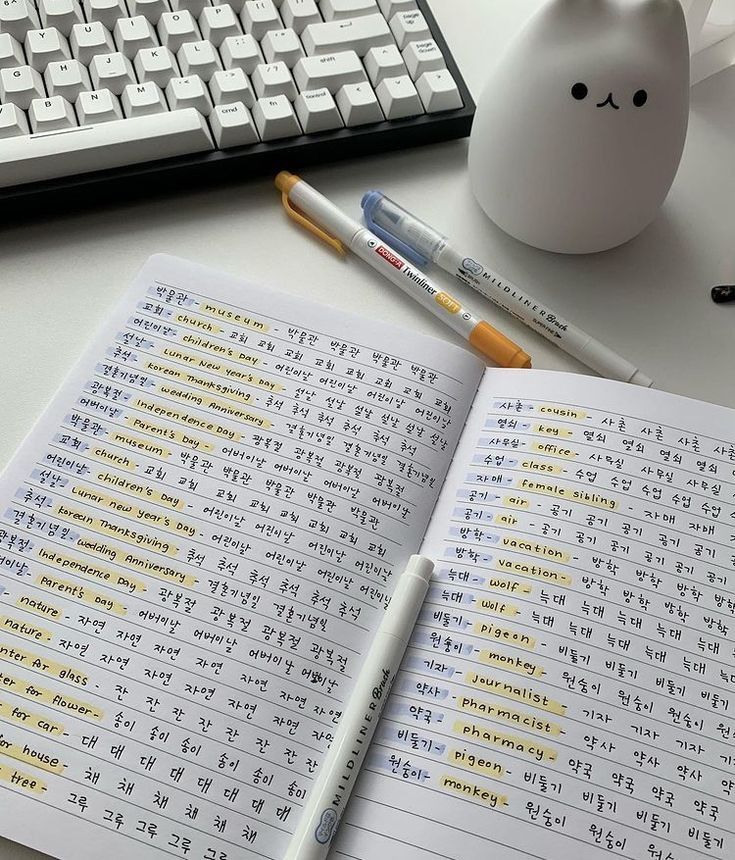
[468,0,690,253]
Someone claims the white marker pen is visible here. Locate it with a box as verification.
[283,555,434,860]
[362,191,653,387]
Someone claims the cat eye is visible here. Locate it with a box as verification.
[633,89,648,107]
[571,82,588,100]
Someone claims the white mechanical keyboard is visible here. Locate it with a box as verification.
[0,0,474,202]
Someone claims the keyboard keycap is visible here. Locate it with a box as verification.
[114,15,158,57]
[0,64,45,109]
[301,12,391,56]
[294,85,341,132]
[177,38,220,79]
[75,85,122,121]
[240,0,282,40]
[416,67,460,113]
[0,101,30,136]
[158,10,200,51]
[70,21,115,63]
[128,0,170,23]
[165,72,211,112]
[90,50,136,94]
[170,0,210,15]
[0,0,40,42]
[260,27,302,66]
[335,79,380,125]
[320,0,377,21]
[0,106,213,186]
[45,57,92,99]
[134,44,178,84]
[210,65,252,105]
[363,42,403,84]
[0,32,25,70]
[210,99,257,145]
[293,49,365,94]
[377,0,415,17]
[199,4,241,45]
[279,0,319,34]
[83,0,128,30]
[388,8,428,49]
[121,78,166,114]
[401,37,442,79]
[29,93,76,130]
[25,27,71,69]
[38,0,84,36]
[375,72,420,118]
[251,59,295,99]
[252,92,298,139]
[219,32,261,72]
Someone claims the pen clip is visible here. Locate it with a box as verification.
[361,190,430,268]
[280,190,346,256]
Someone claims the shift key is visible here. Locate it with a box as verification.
[293,51,367,94]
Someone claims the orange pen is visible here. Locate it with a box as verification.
[276,172,531,369]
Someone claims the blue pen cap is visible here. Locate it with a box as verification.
[361,190,430,267]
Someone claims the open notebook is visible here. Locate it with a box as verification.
[0,255,732,860]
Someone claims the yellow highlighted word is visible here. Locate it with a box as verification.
[0,761,46,794]
[457,695,562,736]
[62,510,178,557]
[478,649,544,678]
[0,671,102,720]
[179,333,260,366]
[500,537,570,563]
[485,577,531,596]
[449,747,505,779]
[173,311,222,333]
[520,459,562,475]
[37,547,145,594]
[0,734,64,774]
[0,617,52,643]
[466,672,566,716]
[503,496,529,510]
[0,700,65,738]
[96,471,185,510]
[36,573,127,617]
[124,416,213,454]
[0,644,88,687]
[454,720,557,763]
[517,478,617,511]
[473,622,535,650]
[531,442,578,459]
[441,774,507,808]
[76,540,194,586]
[495,513,518,527]
[133,398,241,442]
[536,405,587,421]
[15,595,62,621]
[158,383,270,429]
[197,301,268,332]
[533,424,573,439]
[68,487,193,537]
[475,598,518,618]
[90,446,137,471]
[495,557,571,586]
[108,431,171,459]
[160,349,281,392]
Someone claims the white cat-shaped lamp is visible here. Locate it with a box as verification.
[468,0,691,254]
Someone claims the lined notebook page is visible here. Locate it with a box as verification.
[0,255,484,860]
[336,370,735,860]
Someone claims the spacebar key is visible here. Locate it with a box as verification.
[0,108,215,189]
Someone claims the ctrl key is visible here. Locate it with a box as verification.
[0,103,30,138]
[210,101,259,148]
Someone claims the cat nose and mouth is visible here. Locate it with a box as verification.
[597,93,620,110]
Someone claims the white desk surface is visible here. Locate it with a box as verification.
[0,1,733,857]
